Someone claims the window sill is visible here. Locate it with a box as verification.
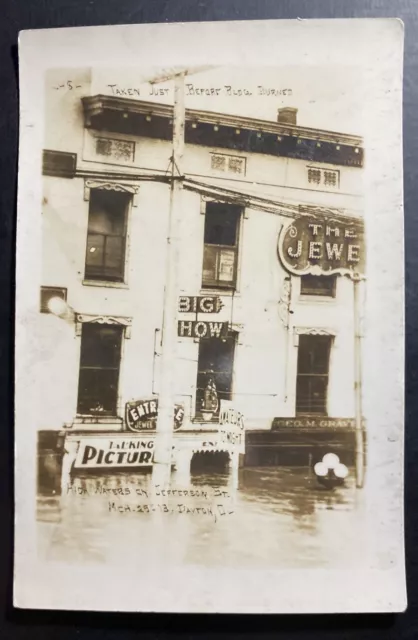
[74,414,123,423]
[298,295,336,304]
[82,279,128,289]
[200,288,240,298]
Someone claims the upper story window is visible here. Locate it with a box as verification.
[202,202,241,290]
[307,166,340,189]
[300,275,336,297]
[211,153,246,176]
[85,189,130,282]
[296,335,332,415]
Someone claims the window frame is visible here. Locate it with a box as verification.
[84,188,131,284]
[76,323,124,417]
[295,334,333,416]
[300,274,337,298]
[201,202,242,291]
[194,331,237,421]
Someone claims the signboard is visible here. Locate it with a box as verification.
[218,250,235,282]
[218,400,245,454]
[278,217,365,276]
[71,433,236,470]
[125,399,184,432]
[178,296,223,313]
[74,436,156,469]
[178,320,229,339]
[271,417,365,430]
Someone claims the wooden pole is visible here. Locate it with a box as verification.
[353,276,365,488]
[152,73,185,485]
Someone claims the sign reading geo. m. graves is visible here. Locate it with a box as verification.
[278,216,365,276]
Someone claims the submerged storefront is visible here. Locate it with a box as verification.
[38,75,366,488]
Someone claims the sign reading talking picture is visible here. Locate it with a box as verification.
[278,217,365,276]
[125,399,184,432]
[74,437,156,468]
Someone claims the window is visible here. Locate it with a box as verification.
[42,150,77,178]
[307,166,339,188]
[296,335,332,415]
[202,202,241,290]
[77,324,123,415]
[211,153,246,176]
[195,333,236,419]
[40,286,67,313]
[85,189,130,282]
[300,275,336,297]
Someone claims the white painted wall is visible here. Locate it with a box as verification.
[38,76,363,432]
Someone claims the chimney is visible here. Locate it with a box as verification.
[277,107,298,125]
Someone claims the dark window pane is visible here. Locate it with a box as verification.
[300,275,336,297]
[77,325,122,415]
[88,190,128,235]
[196,335,235,416]
[105,235,124,269]
[79,325,122,368]
[202,244,218,284]
[204,202,241,246]
[202,244,237,289]
[85,189,129,281]
[296,375,328,414]
[77,368,119,414]
[297,335,331,374]
[86,234,105,267]
[296,335,332,416]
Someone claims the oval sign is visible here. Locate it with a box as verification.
[278,216,365,277]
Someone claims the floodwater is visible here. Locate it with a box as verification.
[37,466,370,569]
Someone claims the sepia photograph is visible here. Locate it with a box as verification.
[14,19,405,613]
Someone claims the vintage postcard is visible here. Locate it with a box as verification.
[15,19,405,613]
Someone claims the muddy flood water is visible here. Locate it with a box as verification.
[37,466,371,569]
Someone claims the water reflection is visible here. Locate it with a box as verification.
[37,467,368,569]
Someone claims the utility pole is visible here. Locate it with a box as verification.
[152,72,185,485]
[353,275,365,488]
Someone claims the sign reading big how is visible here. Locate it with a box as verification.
[278,216,365,276]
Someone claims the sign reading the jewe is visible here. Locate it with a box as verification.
[74,437,155,469]
[218,400,245,454]
[178,320,229,339]
[278,216,365,276]
[125,399,184,432]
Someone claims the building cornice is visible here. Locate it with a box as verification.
[82,95,364,168]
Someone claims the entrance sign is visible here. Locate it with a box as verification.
[278,217,365,276]
[125,399,184,432]
[74,436,155,468]
[218,400,245,454]
[178,320,229,339]
[178,296,223,313]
